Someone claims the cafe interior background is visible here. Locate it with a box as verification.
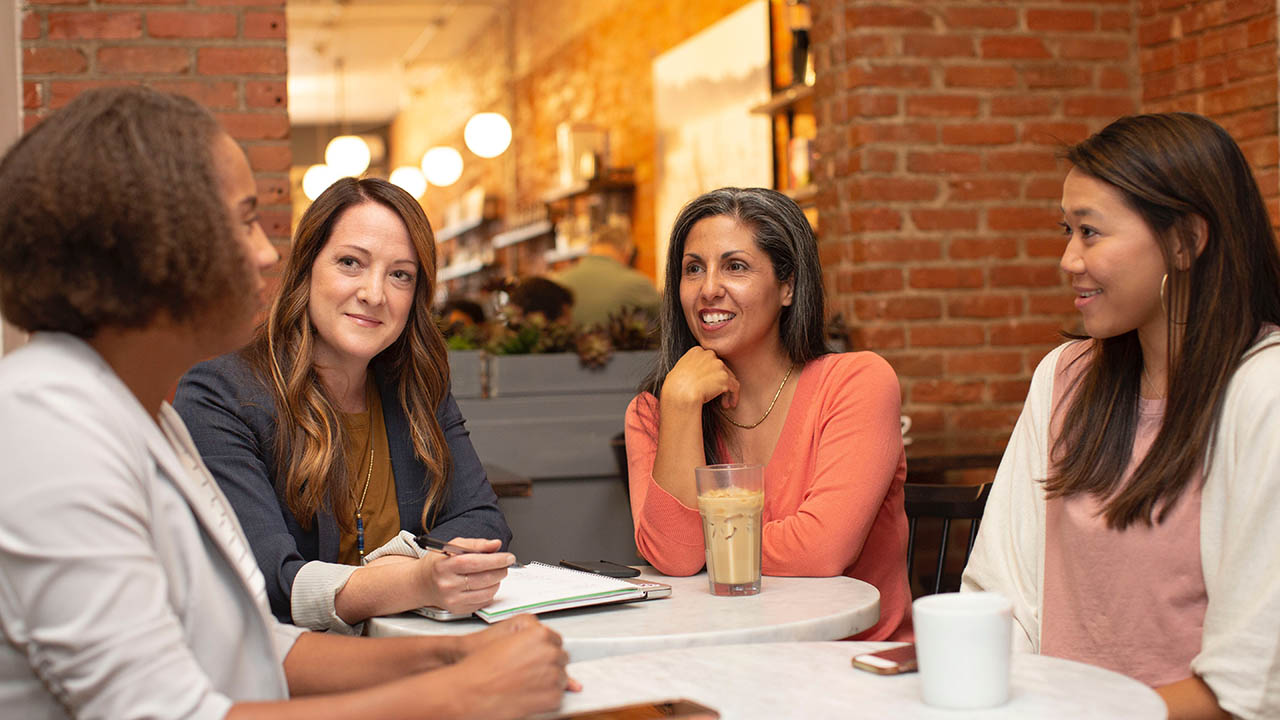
[7,0,1279,586]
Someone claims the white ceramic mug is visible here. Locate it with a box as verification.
[913,592,1013,709]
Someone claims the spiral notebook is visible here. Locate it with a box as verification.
[473,561,649,623]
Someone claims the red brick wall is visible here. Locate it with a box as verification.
[1138,0,1278,223]
[20,0,292,251]
[810,1,1140,456]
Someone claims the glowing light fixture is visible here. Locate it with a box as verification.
[421,146,463,187]
[325,135,371,177]
[464,112,512,159]
[302,164,340,201]
[389,166,427,199]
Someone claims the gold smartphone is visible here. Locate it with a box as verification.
[851,644,918,675]
[547,699,719,719]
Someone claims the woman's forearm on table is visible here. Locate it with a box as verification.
[1155,675,1230,720]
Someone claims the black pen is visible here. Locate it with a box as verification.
[413,534,523,568]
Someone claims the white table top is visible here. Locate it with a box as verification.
[549,642,1167,719]
[366,569,880,663]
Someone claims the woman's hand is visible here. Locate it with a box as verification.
[448,617,578,719]
[663,346,740,410]
[418,537,514,614]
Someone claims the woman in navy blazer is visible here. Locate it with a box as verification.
[176,178,512,633]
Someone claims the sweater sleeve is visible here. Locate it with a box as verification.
[961,343,1065,654]
[1191,337,1280,719]
[758,353,904,577]
[626,393,707,575]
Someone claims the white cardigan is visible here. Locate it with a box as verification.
[0,334,304,720]
[962,331,1280,719]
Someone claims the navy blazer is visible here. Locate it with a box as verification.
[174,351,511,623]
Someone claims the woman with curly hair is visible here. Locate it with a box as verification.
[0,86,569,720]
[176,177,512,633]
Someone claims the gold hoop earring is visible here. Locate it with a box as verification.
[1160,273,1168,310]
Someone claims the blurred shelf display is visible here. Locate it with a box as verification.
[755,0,818,228]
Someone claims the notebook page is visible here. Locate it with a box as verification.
[478,561,643,618]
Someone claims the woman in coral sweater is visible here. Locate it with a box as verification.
[625,187,911,640]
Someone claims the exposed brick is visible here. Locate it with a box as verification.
[1027,9,1096,32]
[887,352,945,378]
[246,80,287,108]
[940,123,1016,145]
[949,294,1023,318]
[942,6,1017,29]
[986,150,1060,173]
[1025,67,1092,89]
[846,35,893,58]
[847,63,931,88]
[1101,11,1132,31]
[22,82,41,110]
[851,93,898,116]
[990,264,1064,288]
[854,238,943,263]
[1021,122,1091,145]
[949,407,1023,431]
[991,379,1032,403]
[1026,177,1063,200]
[256,208,291,240]
[943,65,1017,88]
[216,112,290,140]
[990,96,1056,117]
[1061,37,1130,60]
[908,323,986,348]
[850,325,907,351]
[909,267,983,289]
[861,149,897,172]
[981,37,1051,60]
[906,94,979,118]
[27,0,88,5]
[908,151,981,173]
[949,178,1022,202]
[147,11,236,39]
[198,47,287,76]
[989,207,1061,232]
[1063,95,1138,117]
[990,321,1065,346]
[22,47,89,74]
[1100,67,1133,90]
[151,79,238,109]
[903,33,974,58]
[1027,235,1069,259]
[946,351,1024,376]
[855,296,942,321]
[1029,292,1076,316]
[852,177,939,202]
[912,379,985,404]
[847,208,903,232]
[853,122,938,144]
[949,236,1018,260]
[1138,16,1176,46]
[49,80,129,109]
[98,46,190,74]
[912,209,978,231]
[22,11,42,39]
[848,6,933,29]
[244,11,286,39]
[840,268,904,293]
[48,11,141,39]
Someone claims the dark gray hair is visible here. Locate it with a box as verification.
[642,187,830,463]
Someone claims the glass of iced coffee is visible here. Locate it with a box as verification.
[695,463,765,596]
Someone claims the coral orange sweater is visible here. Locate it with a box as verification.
[625,352,912,641]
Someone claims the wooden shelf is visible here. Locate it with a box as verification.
[543,246,589,264]
[784,184,819,206]
[540,170,636,204]
[435,216,487,243]
[491,219,553,248]
[750,83,814,115]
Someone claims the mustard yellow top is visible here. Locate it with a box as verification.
[337,382,400,566]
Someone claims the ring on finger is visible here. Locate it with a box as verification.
[464,575,470,592]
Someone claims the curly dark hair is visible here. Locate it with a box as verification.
[0,86,248,337]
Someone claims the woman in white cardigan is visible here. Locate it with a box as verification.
[0,87,570,720]
[963,112,1280,720]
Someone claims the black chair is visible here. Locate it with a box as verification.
[904,481,993,596]
[611,432,629,498]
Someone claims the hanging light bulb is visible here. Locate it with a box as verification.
[421,146,463,187]
[389,166,427,199]
[325,135,371,177]
[464,112,512,159]
[302,164,340,201]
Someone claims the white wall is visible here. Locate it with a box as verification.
[1,0,26,354]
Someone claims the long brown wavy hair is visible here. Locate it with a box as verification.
[245,177,452,531]
[1047,113,1280,529]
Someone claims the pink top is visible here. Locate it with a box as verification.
[1041,342,1207,687]
[625,352,912,641]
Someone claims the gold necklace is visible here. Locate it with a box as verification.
[1141,365,1167,399]
[725,364,795,430]
[354,439,374,561]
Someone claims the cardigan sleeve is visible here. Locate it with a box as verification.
[1191,337,1280,719]
[174,356,358,632]
[416,391,511,548]
[756,353,904,577]
[961,343,1066,654]
[626,392,707,575]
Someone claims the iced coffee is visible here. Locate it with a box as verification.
[698,486,765,595]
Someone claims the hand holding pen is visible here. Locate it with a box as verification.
[415,534,524,568]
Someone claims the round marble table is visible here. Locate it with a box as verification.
[549,642,1167,719]
[365,569,880,663]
